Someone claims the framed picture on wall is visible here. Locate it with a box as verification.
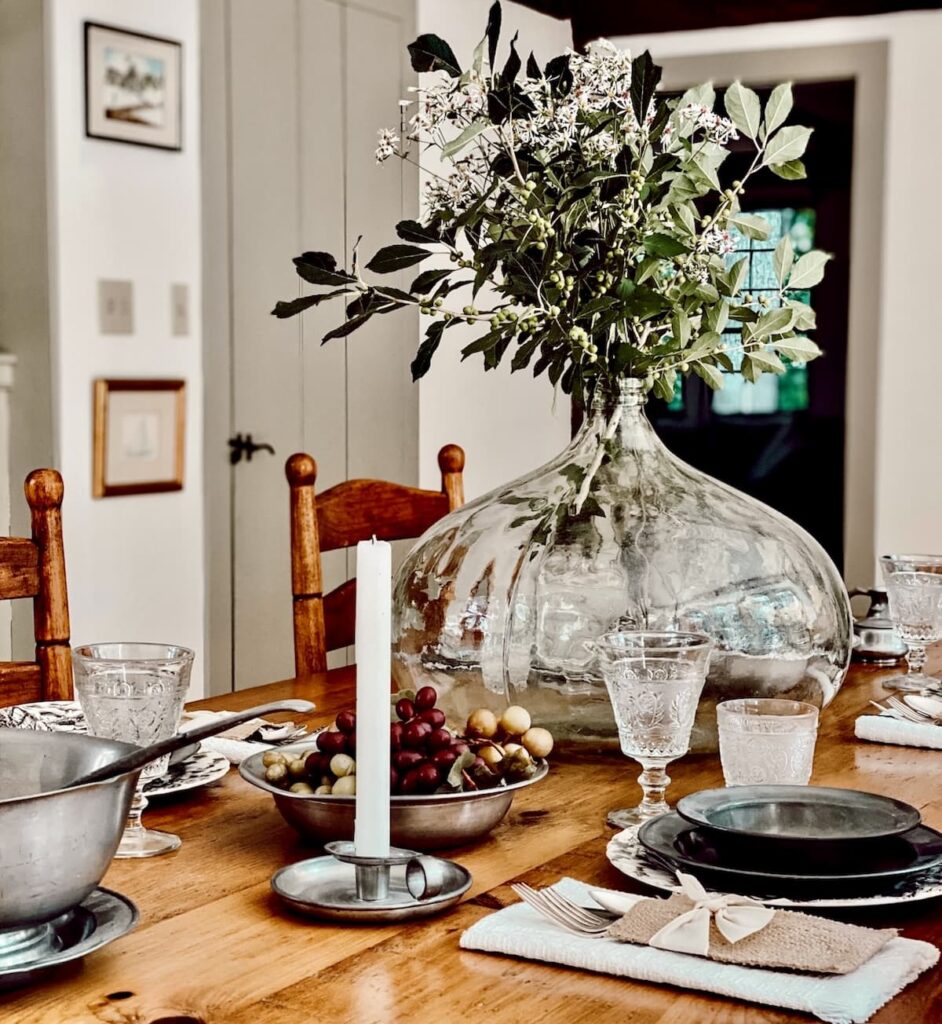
[84,22,182,151]
[93,379,186,497]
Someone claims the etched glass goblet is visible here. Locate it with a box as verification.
[72,643,194,858]
[592,631,712,829]
[880,555,942,693]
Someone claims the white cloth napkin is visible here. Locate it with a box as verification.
[179,710,306,765]
[854,713,942,751]
[459,878,939,1024]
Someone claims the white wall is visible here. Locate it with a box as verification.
[415,0,572,499]
[45,0,205,694]
[612,10,942,577]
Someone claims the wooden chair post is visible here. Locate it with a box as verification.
[25,469,72,700]
[286,453,328,675]
[438,444,465,510]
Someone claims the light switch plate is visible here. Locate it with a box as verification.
[171,283,189,337]
[98,280,133,335]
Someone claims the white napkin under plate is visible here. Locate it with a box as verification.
[855,713,942,751]
[179,710,307,765]
[459,878,939,1024]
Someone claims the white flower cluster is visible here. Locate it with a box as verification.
[701,227,737,255]
[678,104,739,145]
[375,127,400,164]
[423,152,491,214]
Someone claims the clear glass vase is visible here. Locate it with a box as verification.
[393,378,852,751]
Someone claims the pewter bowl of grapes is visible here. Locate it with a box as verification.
[239,687,552,851]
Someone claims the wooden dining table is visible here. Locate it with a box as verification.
[5,658,941,1024]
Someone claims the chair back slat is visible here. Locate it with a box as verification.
[0,662,44,706]
[0,469,72,708]
[323,579,356,653]
[0,539,40,599]
[316,481,449,552]
[286,445,465,675]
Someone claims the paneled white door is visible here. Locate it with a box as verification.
[205,0,418,691]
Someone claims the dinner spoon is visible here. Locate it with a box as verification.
[66,699,316,789]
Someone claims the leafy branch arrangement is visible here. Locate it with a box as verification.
[272,1,828,405]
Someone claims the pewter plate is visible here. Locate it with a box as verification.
[638,812,942,894]
[606,826,942,909]
[0,888,138,990]
[271,855,472,923]
[677,785,920,843]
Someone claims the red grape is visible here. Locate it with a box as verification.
[403,720,432,749]
[394,749,423,772]
[316,730,348,755]
[389,766,399,791]
[305,752,327,778]
[390,722,404,750]
[335,710,356,734]
[427,727,452,751]
[431,748,458,769]
[348,731,357,753]
[418,708,446,729]
[451,741,470,756]
[471,755,486,769]
[395,698,415,721]
[400,767,423,795]
[414,686,438,712]
[415,763,441,792]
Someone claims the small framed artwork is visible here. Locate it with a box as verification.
[93,379,186,497]
[84,22,182,151]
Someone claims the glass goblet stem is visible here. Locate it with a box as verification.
[637,762,671,818]
[124,782,149,840]
[906,642,928,677]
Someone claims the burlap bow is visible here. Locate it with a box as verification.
[647,873,776,956]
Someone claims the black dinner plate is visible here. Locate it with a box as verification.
[638,812,942,898]
[676,786,920,843]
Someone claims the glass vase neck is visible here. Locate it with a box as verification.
[592,377,648,413]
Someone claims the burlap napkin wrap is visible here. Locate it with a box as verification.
[606,893,897,974]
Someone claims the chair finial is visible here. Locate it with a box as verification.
[438,444,465,474]
[25,468,64,509]
[286,453,317,487]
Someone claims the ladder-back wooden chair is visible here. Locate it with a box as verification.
[286,446,465,675]
[0,469,72,706]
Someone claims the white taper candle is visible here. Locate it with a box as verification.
[353,537,392,857]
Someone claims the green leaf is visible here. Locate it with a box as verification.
[786,250,831,290]
[460,328,504,359]
[271,288,352,319]
[407,34,460,77]
[411,321,447,380]
[689,329,721,355]
[671,309,691,347]
[486,0,501,69]
[693,361,725,390]
[741,354,760,383]
[769,159,807,180]
[322,309,376,342]
[764,83,793,135]
[729,213,770,240]
[410,268,452,294]
[396,220,444,245]
[753,306,796,339]
[652,369,676,402]
[293,251,356,287]
[773,234,794,288]
[748,348,787,374]
[441,119,491,159]
[772,335,822,363]
[722,256,749,296]
[511,334,541,371]
[635,256,661,285]
[629,50,662,124]
[672,204,697,237]
[724,81,761,140]
[705,302,729,334]
[783,298,817,330]
[366,244,432,274]
[762,125,812,168]
[643,233,689,258]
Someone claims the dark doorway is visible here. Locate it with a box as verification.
[647,79,853,571]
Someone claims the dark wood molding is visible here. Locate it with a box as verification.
[514,0,940,42]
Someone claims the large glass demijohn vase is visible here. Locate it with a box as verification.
[392,378,852,751]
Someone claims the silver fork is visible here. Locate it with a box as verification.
[510,883,616,935]
[884,695,940,724]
